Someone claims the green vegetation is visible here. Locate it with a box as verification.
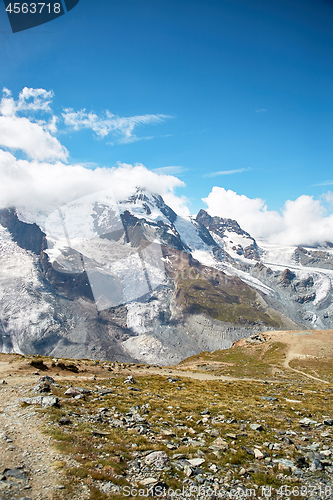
[29,364,333,500]
[180,342,291,380]
[290,357,333,383]
[176,272,281,327]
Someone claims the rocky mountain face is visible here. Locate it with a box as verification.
[0,188,333,364]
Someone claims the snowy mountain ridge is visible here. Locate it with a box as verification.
[0,188,333,364]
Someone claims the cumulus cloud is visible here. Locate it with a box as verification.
[0,152,189,216]
[1,87,53,116]
[0,88,67,162]
[0,87,187,216]
[62,108,172,144]
[0,87,172,162]
[203,187,333,246]
[0,115,67,162]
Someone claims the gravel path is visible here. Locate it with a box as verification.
[0,378,66,500]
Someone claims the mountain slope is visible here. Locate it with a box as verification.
[0,188,332,364]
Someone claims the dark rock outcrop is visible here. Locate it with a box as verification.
[196,209,260,260]
[0,208,46,255]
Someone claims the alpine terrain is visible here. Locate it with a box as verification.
[0,188,333,365]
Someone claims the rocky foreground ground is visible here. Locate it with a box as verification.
[0,330,333,500]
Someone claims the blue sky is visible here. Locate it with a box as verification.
[1,0,333,220]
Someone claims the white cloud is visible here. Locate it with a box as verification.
[203,168,250,178]
[203,187,333,246]
[17,87,54,114]
[0,152,189,216]
[1,87,54,116]
[0,87,171,162]
[0,115,67,162]
[0,87,187,218]
[62,108,172,144]
[151,166,185,175]
[322,191,333,205]
[255,109,267,113]
[163,192,190,217]
[0,88,67,161]
[314,180,333,186]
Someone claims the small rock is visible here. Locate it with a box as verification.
[59,417,72,425]
[254,448,265,460]
[299,417,317,426]
[124,375,135,384]
[19,396,59,408]
[140,478,159,486]
[295,456,308,468]
[241,446,255,456]
[145,451,170,469]
[38,375,55,384]
[74,394,85,400]
[188,458,205,467]
[128,405,141,414]
[310,458,323,471]
[161,430,176,437]
[250,424,264,432]
[4,468,28,480]
[209,463,218,473]
[246,333,266,344]
[33,382,51,393]
[184,465,194,477]
[274,458,294,471]
[98,389,113,396]
[210,438,228,450]
[64,387,83,397]
[323,419,333,426]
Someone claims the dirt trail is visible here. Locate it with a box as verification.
[0,373,88,500]
[273,330,332,384]
[283,350,330,384]
[0,330,332,500]
[0,364,262,500]
[0,377,64,500]
[139,366,271,383]
[177,329,333,385]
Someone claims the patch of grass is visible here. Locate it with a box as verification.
[180,342,291,380]
[89,487,108,500]
[176,272,282,327]
[32,356,333,500]
[290,357,333,382]
[29,358,49,370]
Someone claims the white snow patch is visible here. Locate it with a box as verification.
[0,226,55,353]
[126,301,160,335]
[122,334,167,364]
[175,216,212,252]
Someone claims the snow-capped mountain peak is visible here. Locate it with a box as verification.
[0,189,333,364]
